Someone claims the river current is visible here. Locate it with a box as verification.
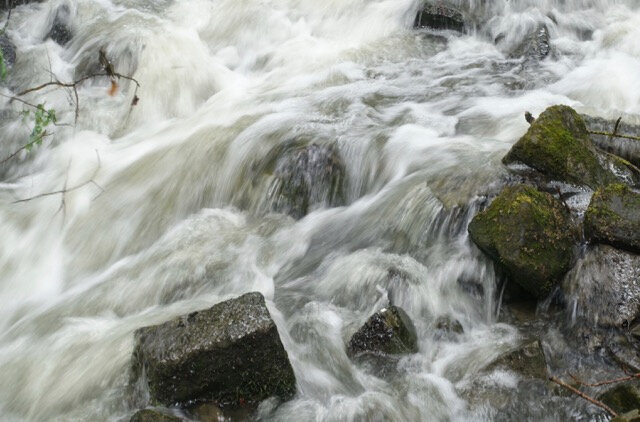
[0,0,639,420]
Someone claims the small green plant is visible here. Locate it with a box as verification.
[24,104,56,151]
[0,49,6,81]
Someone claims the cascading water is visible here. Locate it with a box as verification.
[1,0,639,420]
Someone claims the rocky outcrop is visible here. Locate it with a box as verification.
[486,339,547,380]
[585,184,640,253]
[347,306,418,357]
[503,105,628,189]
[131,292,296,408]
[509,24,551,62]
[130,409,183,422]
[264,141,345,219]
[414,3,464,32]
[468,184,576,299]
[564,245,640,328]
[599,384,640,415]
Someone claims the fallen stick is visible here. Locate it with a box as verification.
[549,376,618,417]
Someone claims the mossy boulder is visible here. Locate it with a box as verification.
[130,409,183,422]
[585,184,640,253]
[613,409,640,422]
[599,384,640,415]
[414,3,465,32]
[486,339,547,380]
[504,105,618,188]
[131,292,296,408]
[468,184,576,299]
[347,306,418,357]
[264,141,345,219]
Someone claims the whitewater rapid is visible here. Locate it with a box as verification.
[1,0,640,420]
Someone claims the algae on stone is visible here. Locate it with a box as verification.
[504,105,617,188]
[468,184,575,299]
[585,183,640,253]
[599,384,640,415]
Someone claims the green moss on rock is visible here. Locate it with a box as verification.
[585,184,640,253]
[504,105,617,188]
[468,184,576,299]
[486,339,547,380]
[130,409,183,422]
[599,384,640,415]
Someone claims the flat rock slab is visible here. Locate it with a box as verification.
[131,292,296,408]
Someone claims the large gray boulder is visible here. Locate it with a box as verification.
[585,184,640,253]
[347,306,418,357]
[264,141,345,219]
[131,292,296,408]
[414,3,465,32]
[468,184,576,299]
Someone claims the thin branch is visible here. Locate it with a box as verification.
[549,376,618,417]
[568,372,640,388]
[588,130,640,142]
[609,117,622,143]
[12,149,103,204]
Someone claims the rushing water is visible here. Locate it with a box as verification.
[1,0,639,420]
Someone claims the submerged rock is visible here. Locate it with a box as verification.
[504,105,622,188]
[46,7,72,46]
[433,315,463,340]
[130,409,183,422]
[265,142,345,219]
[468,184,576,299]
[347,306,418,357]
[599,384,640,415]
[414,3,465,32]
[564,245,640,328]
[486,339,548,380]
[131,292,296,408]
[509,24,551,61]
[585,184,640,253]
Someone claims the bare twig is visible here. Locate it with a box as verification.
[568,372,640,388]
[12,149,103,204]
[609,117,622,143]
[549,376,618,417]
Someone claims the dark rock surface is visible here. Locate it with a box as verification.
[46,7,72,46]
[486,339,547,380]
[414,3,464,32]
[509,24,551,61]
[613,409,640,422]
[265,141,345,219]
[585,184,640,253]
[599,384,640,415]
[468,184,576,299]
[0,34,15,68]
[563,245,640,328]
[433,315,463,340]
[131,292,296,408]
[130,409,183,422]
[0,0,39,10]
[347,306,418,357]
[503,105,624,189]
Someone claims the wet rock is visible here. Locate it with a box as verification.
[414,3,465,33]
[613,409,640,422]
[0,34,15,68]
[509,24,551,61]
[585,184,640,253]
[0,0,39,10]
[131,292,296,408]
[265,142,345,219]
[347,306,418,357]
[564,245,640,328]
[46,8,72,46]
[468,184,576,299]
[486,339,548,380]
[599,384,640,415]
[130,409,183,422]
[433,315,463,340]
[503,105,626,189]
[583,114,640,168]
